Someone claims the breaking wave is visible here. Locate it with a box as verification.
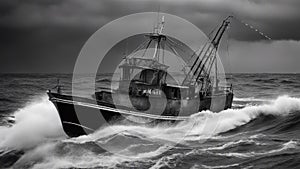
[0,96,65,150]
[214,140,298,158]
[1,95,300,168]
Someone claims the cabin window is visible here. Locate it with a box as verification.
[164,87,181,99]
[98,93,103,100]
[132,71,142,81]
[158,71,166,85]
[174,88,180,98]
[129,69,166,85]
[122,68,130,80]
[181,89,189,99]
[144,70,155,84]
[138,69,159,84]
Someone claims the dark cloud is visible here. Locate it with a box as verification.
[1,0,300,39]
[0,0,300,72]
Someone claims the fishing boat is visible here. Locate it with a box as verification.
[47,16,233,137]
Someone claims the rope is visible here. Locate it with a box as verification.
[226,31,232,75]
[165,41,182,64]
[126,38,150,59]
[233,16,271,40]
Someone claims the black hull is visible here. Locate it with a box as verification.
[49,96,122,137]
[48,91,233,137]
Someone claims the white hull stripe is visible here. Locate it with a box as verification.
[62,121,95,132]
[51,98,190,121]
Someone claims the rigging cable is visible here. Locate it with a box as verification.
[186,24,219,64]
[127,38,150,59]
[232,16,272,40]
[140,39,152,58]
[165,40,188,72]
[226,30,232,80]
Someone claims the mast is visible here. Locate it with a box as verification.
[152,16,165,61]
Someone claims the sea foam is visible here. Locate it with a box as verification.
[1,95,300,168]
[0,96,65,150]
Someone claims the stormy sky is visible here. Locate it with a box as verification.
[1,0,300,73]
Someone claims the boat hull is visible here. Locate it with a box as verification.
[47,91,233,137]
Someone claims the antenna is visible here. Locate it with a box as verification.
[159,16,165,34]
[154,4,161,34]
[123,39,128,60]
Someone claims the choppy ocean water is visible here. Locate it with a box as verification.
[0,73,300,169]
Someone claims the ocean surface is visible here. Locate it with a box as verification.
[1,73,300,169]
